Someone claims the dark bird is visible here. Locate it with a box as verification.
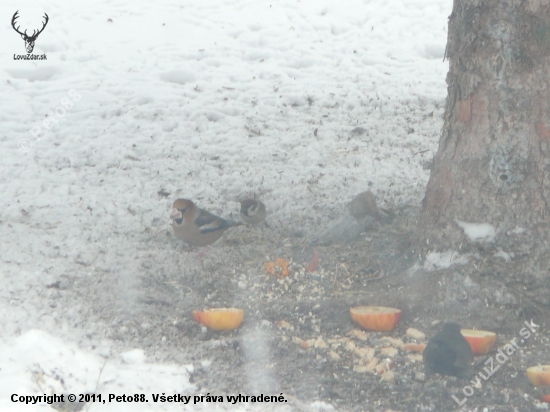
[423,322,473,379]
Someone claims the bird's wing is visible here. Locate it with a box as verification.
[195,209,237,233]
[453,342,474,368]
[424,338,457,368]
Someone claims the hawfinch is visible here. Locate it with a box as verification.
[239,199,267,225]
[170,198,241,247]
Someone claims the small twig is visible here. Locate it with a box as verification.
[244,125,261,136]
[145,229,168,242]
[412,149,430,156]
[86,358,108,412]
[157,188,171,198]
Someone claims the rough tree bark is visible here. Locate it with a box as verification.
[417,0,550,299]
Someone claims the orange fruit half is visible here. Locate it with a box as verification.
[460,329,497,355]
[526,365,550,387]
[192,308,244,331]
[350,306,401,332]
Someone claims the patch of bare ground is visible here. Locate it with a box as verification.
[55,210,550,412]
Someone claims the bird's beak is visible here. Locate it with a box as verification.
[170,208,182,220]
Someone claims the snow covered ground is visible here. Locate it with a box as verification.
[1,0,451,410]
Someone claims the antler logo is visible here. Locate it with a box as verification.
[12,11,49,54]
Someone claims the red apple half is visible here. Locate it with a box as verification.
[192,308,244,331]
[460,329,497,355]
[350,306,401,332]
[526,366,550,387]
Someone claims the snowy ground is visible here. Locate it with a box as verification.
[1,0,451,410]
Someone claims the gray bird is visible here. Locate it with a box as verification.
[346,191,380,221]
[423,322,473,379]
[239,199,267,225]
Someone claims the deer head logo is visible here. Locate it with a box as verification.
[12,11,49,54]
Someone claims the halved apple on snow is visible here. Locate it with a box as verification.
[192,308,244,331]
[350,306,401,332]
[526,366,550,387]
[460,329,497,355]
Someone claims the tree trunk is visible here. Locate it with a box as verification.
[417,0,550,295]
